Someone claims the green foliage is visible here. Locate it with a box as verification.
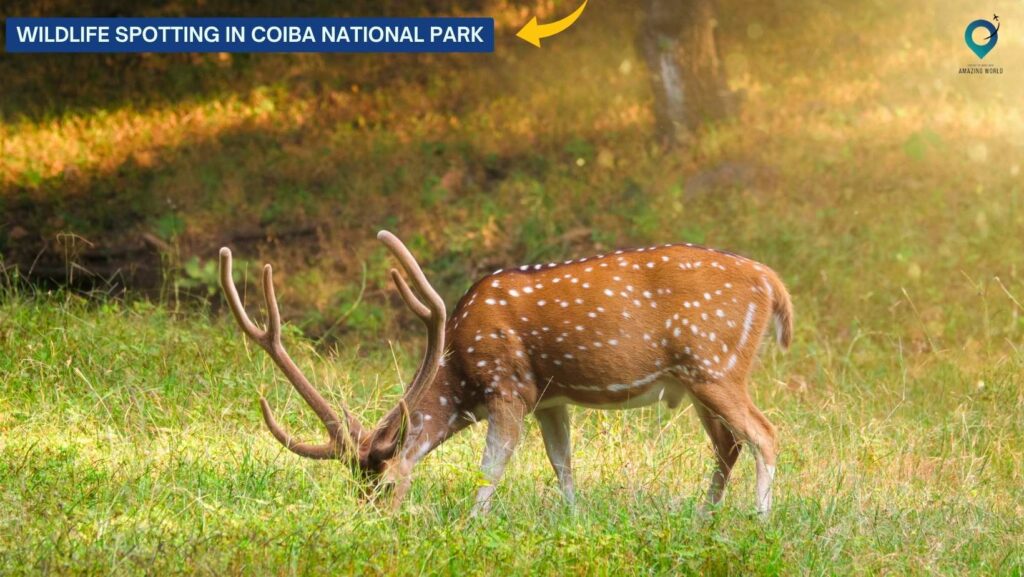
[0,292,1021,575]
[170,254,251,301]
[331,281,385,336]
[153,213,186,241]
[175,255,220,297]
[564,137,596,164]
[2,0,1024,573]
[903,129,943,161]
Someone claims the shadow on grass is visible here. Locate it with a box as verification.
[1,95,664,300]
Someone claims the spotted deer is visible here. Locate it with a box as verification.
[220,230,792,516]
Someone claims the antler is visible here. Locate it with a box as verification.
[219,247,363,460]
[377,231,447,407]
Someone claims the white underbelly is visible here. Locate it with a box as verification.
[537,376,689,411]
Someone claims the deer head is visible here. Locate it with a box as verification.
[221,232,793,516]
[219,232,460,502]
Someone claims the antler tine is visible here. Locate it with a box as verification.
[377,231,446,322]
[259,398,340,459]
[220,248,266,342]
[219,247,360,460]
[377,231,447,407]
[390,268,431,321]
[262,263,282,345]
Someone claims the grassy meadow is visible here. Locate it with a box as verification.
[2,0,1023,574]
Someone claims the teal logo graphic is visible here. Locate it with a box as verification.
[965,14,999,59]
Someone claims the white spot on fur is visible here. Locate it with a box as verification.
[738,302,758,348]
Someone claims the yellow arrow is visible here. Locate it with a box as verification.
[516,0,588,47]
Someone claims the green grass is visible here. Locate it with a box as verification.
[0,275,1021,575]
[3,0,1024,573]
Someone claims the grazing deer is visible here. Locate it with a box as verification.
[219,230,792,516]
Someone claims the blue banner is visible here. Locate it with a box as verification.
[4,17,495,53]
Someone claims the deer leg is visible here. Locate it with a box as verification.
[472,397,526,516]
[535,404,575,506]
[385,412,448,512]
[745,401,779,516]
[688,381,779,517]
[691,398,742,514]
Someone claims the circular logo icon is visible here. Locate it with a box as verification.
[964,19,998,59]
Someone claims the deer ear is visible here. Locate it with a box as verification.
[363,420,403,467]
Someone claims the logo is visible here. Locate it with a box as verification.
[959,14,1003,75]
[964,14,999,59]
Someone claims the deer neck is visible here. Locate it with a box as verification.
[361,361,469,468]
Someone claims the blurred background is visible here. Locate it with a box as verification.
[2,2,1023,572]
[3,0,1022,348]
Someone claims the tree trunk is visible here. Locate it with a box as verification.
[637,0,733,146]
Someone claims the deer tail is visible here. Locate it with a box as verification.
[767,273,793,350]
